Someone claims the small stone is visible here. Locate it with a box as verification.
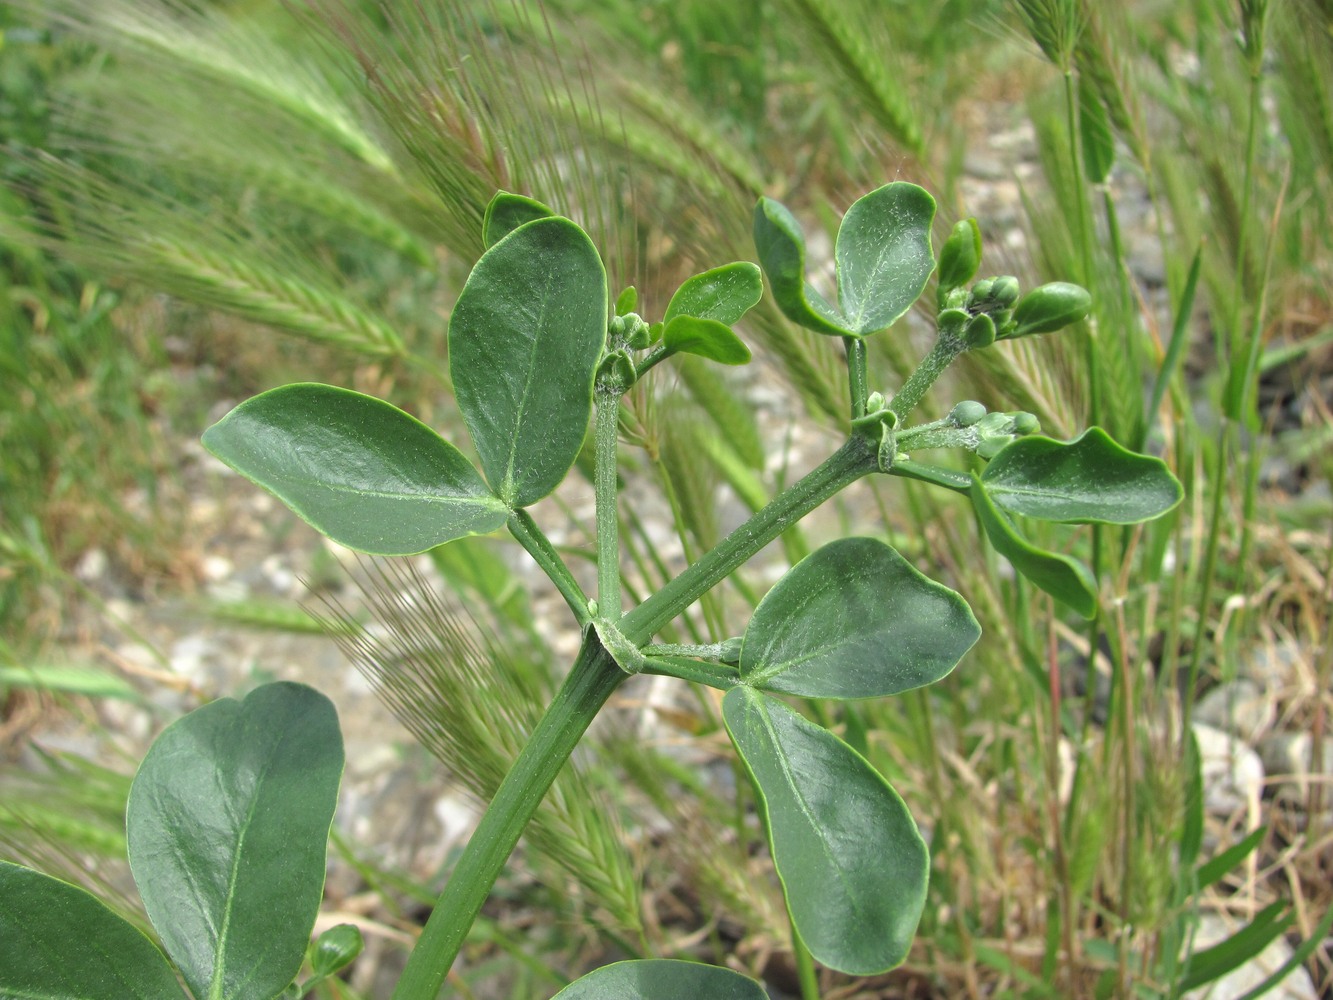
[74,548,108,583]
[1183,913,1317,999]
[1193,679,1276,742]
[201,555,233,582]
[1192,723,1264,818]
[1257,731,1333,803]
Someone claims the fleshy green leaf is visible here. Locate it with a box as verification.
[835,182,937,334]
[981,428,1183,524]
[753,196,852,335]
[202,383,509,555]
[0,861,187,1000]
[723,687,928,974]
[450,216,607,507]
[482,191,554,249]
[127,682,344,1000]
[969,475,1097,618]
[660,316,751,365]
[550,960,767,1000]
[663,261,763,325]
[739,537,979,699]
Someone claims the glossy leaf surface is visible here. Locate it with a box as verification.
[203,383,507,554]
[724,687,928,974]
[835,182,936,334]
[981,428,1183,524]
[664,262,762,325]
[551,960,767,1000]
[661,316,751,365]
[753,196,852,335]
[450,217,607,507]
[482,191,554,249]
[127,682,344,1000]
[0,861,186,1000]
[740,537,979,699]
[970,476,1097,618]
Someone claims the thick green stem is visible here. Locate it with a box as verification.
[507,510,590,628]
[844,336,868,419]
[621,434,878,645]
[391,639,624,1000]
[889,334,965,422]
[595,385,623,620]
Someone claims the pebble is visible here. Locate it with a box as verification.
[1192,722,1265,818]
[1183,913,1317,1000]
[1193,679,1276,743]
[1257,731,1333,805]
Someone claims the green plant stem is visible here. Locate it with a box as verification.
[620,433,878,645]
[507,510,590,628]
[635,345,671,379]
[390,638,624,1000]
[889,333,965,422]
[792,928,821,1000]
[595,384,623,620]
[844,335,868,419]
[639,655,740,690]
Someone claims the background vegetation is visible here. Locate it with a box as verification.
[1,0,1330,996]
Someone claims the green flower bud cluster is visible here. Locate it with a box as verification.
[973,408,1041,458]
[946,276,1090,346]
[609,311,652,350]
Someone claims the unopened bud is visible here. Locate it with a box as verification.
[969,278,994,304]
[1007,282,1091,338]
[949,400,987,426]
[937,218,983,297]
[312,925,364,977]
[865,390,886,412]
[990,275,1020,308]
[1011,411,1040,435]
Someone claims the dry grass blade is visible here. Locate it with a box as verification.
[315,557,642,934]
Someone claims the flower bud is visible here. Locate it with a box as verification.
[1007,282,1091,338]
[312,924,364,977]
[969,278,994,304]
[977,411,1011,435]
[865,390,886,412]
[624,314,651,350]
[990,275,1020,308]
[1010,411,1040,435]
[949,400,987,426]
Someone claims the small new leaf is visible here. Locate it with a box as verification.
[937,217,982,301]
[663,261,762,326]
[660,316,751,365]
[202,383,509,555]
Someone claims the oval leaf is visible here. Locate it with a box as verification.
[202,383,508,555]
[723,687,928,974]
[450,216,607,507]
[127,682,345,1000]
[0,861,187,1000]
[551,960,767,1000]
[835,182,936,335]
[664,261,763,325]
[740,537,979,699]
[661,316,751,365]
[981,428,1183,524]
[753,196,852,336]
[969,475,1097,618]
[482,191,554,249]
